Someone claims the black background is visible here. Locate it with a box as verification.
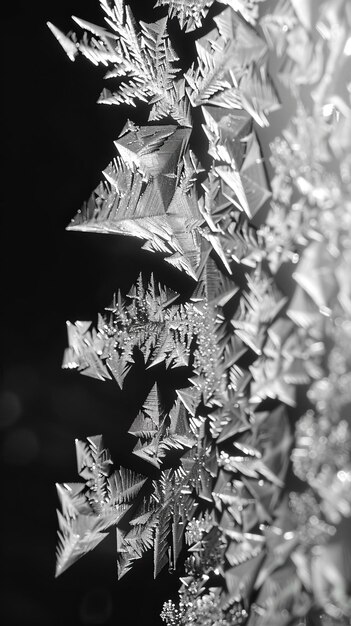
[1,1,288,624]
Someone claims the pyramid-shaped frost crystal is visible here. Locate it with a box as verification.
[67,123,202,279]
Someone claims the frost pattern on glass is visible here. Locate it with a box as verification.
[49,0,351,623]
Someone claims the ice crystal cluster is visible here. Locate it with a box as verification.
[49,0,351,624]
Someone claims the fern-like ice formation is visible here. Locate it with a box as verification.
[156,0,266,32]
[50,1,351,624]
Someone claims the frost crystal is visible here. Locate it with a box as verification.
[50,0,351,623]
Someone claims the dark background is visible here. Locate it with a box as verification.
[1,1,288,624]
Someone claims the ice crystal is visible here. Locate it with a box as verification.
[184,8,279,125]
[67,123,201,279]
[55,435,146,576]
[49,1,191,126]
[50,0,351,623]
[155,0,213,32]
[157,0,266,33]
